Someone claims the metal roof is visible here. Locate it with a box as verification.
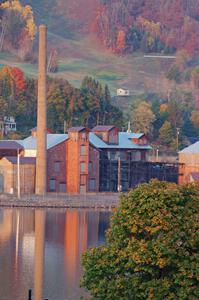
[123,132,145,139]
[4,156,36,164]
[89,132,151,150]
[0,141,24,150]
[20,134,68,150]
[180,141,199,154]
[92,125,116,132]
[19,132,150,151]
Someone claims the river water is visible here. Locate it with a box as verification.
[0,208,111,300]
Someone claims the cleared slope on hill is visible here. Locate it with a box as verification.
[0,32,173,97]
[1,0,174,99]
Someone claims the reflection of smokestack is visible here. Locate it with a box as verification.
[35,25,47,195]
[34,210,46,300]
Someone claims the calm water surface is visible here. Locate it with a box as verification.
[0,207,111,300]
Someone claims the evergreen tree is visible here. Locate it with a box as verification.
[159,121,173,147]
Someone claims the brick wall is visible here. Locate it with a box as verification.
[47,141,67,192]
[67,130,89,193]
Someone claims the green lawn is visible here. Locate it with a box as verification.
[0,29,174,103]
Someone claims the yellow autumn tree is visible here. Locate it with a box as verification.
[1,0,36,40]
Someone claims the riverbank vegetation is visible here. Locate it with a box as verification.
[81,180,199,300]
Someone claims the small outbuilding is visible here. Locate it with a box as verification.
[117,88,130,96]
[0,156,36,194]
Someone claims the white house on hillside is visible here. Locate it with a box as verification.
[117,88,130,96]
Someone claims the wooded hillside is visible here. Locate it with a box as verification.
[94,0,199,56]
[3,0,199,58]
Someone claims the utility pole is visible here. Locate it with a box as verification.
[156,148,159,162]
[64,120,67,134]
[17,148,20,199]
[0,16,7,51]
[117,156,121,192]
[176,127,180,153]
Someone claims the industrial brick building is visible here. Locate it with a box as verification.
[0,125,152,194]
[0,125,181,195]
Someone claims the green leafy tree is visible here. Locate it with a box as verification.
[159,121,173,146]
[191,110,199,130]
[166,64,181,83]
[167,99,183,130]
[191,67,199,88]
[81,180,199,300]
[81,77,123,128]
[131,101,155,134]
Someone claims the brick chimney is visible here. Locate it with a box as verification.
[35,25,47,194]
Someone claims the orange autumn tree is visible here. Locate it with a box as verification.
[116,30,126,54]
[11,67,25,95]
[0,66,25,97]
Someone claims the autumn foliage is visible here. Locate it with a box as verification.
[0,1,36,59]
[0,66,25,96]
[82,180,199,299]
[94,0,199,56]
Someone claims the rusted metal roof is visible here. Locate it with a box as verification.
[92,125,116,132]
[68,127,87,132]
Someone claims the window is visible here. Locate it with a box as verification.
[80,162,86,173]
[89,162,92,173]
[132,151,141,161]
[54,161,60,172]
[107,151,114,160]
[89,179,95,191]
[102,132,107,140]
[50,179,56,191]
[82,133,86,139]
[120,152,126,160]
[59,182,66,193]
[80,145,86,156]
[80,185,86,194]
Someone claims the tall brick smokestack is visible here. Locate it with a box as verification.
[35,25,47,195]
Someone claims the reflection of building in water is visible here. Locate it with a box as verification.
[64,210,87,295]
[22,233,35,263]
[87,212,99,248]
[64,210,111,298]
[0,208,111,300]
[0,209,13,243]
[34,210,46,300]
[45,211,65,245]
[98,212,110,244]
